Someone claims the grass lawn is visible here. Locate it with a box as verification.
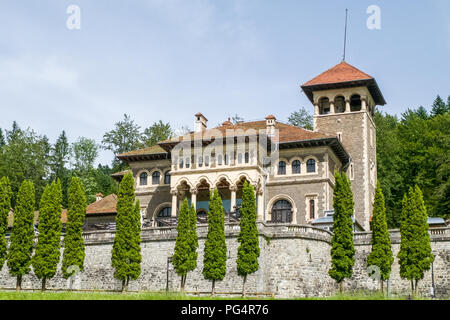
[0,290,431,300]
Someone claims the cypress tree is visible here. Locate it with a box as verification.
[0,177,12,270]
[173,198,198,293]
[32,180,63,291]
[367,181,393,293]
[203,189,227,295]
[62,177,87,280]
[398,185,434,296]
[111,172,142,292]
[7,180,35,291]
[237,181,260,297]
[329,172,355,293]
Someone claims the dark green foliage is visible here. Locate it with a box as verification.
[430,95,449,117]
[111,173,142,291]
[172,198,198,291]
[0,122,49,208]
[288,107,313,130]
[367,182,394,285]
[32,180,63,290]
[0,177,12,270]
[142,120,174,148]
[329,172,355,286]
[203,189,227,293]
[62,177,87,279]
[237,181,260,296]
[7,180,35,290]
[398,186,434,293]
[375,97,450,223]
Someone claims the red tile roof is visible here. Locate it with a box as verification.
[158,120,331,145]
[302,61,373,87]
[86,194,117,215]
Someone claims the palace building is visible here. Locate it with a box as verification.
[116,61,385,231]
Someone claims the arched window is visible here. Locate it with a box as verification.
[271,200,292,223]
[152,171,161,185]
[278,161,286,175]
[238,153,243,164]
[306,159,316,173]
[185,157,190,168]
[139,172,148,186]
[319,97,330,115]
[157,207,172,227]
[334,96,345,113]
[350,94,362,112]
[198,156,203,167]
[224,153,229,165]
[164,171,171,184]
[205,155,210,167]
[309,199,315,220]
[218,154,223,166]
[179,158,184,169]
[292,160,301,174]
[245,152,249,164]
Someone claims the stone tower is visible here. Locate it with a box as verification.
[301,61,386,231]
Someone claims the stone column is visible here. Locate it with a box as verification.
[190,188,197,210]
[361,97,367,111]
[230,185,237,213]
[171,189,178,217]
[257,188,264,221]
[329,101,335,114]
[345,99,350,113]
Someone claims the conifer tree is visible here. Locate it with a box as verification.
[111,172,142,292]
[0,177,12,270]
[173,198,198,293]
[32,180,63,291]
[203,189,227,295]
[237,181,260,297]
[62,177,87,280]
[367,181,393,293]
[7,180,35,291]
[329,172,355,293]
[398,185,434,296]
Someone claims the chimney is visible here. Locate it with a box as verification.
[96,193,103,202]
[265,114,276,136]
[194,112,208,133]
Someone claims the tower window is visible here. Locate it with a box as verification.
[334,96,345,113]
[198,156,203,167]
[238,153,243,164]
[292,160,301,174]
[319,97,330,115]
[245,152,249,164]
[350,94,362,112]
[179,158,184,169]
[306,159,316,173]
[218,154,223,165]
[185,157,190,168]
[205,155,210,167]
[278,161,286,175]
[271,200,292,223]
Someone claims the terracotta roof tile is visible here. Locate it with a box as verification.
[86,194,117,215]
[118,145,167,157]
[302,61,373,87]
[158,120,331,145]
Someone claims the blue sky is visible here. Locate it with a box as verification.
[0,0,449,165]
